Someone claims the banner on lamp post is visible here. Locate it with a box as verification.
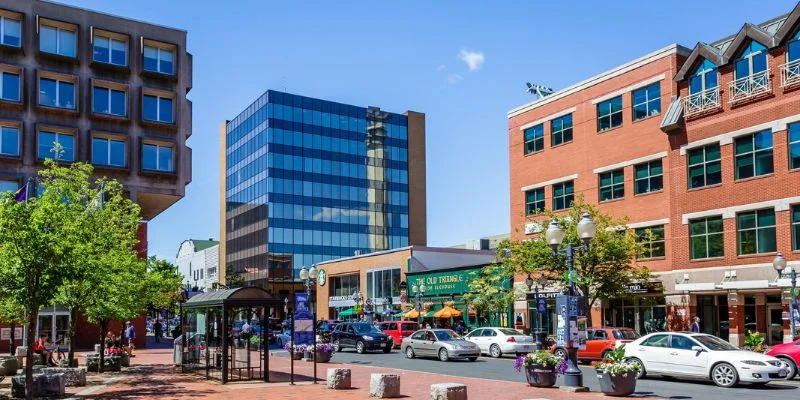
[293,293,313,346]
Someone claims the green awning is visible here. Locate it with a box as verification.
[393,312,404,317]
[338,308,355,317]
[423,310,436,318]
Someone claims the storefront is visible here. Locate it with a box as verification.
[602,282,666,336]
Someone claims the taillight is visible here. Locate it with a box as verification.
[507,337,516,343]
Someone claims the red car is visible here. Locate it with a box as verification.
[552,327,638,362]
[766,337,799,380]
[378,321,419,348]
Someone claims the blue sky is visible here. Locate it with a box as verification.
[62,0,799,262]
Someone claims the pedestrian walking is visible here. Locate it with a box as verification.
[125,321,136,357]
[690,316,701,333]
[154,320,163,343]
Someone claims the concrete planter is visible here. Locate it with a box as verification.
[524,364,556,388]
[597,371,637,397]
[316,351,332,363]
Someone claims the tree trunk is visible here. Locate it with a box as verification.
[99,319,108,373]
[25,310,38,400]
[67,308,77,366]
[9,322,15,356]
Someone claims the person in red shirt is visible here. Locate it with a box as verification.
[33,335,53,366]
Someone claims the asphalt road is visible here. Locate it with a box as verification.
[299,347,800,400]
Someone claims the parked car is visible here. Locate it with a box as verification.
[378,321,419,348]
[464,327,535,358]
[766,337,800,380]
[275,330,291,348]
[402,329,480,362]
[332,322,393,354]
[625,332,788,387]
[551,327,638,362]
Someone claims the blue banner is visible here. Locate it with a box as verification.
[293,293,314,346]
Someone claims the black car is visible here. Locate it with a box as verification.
[332,322,393,354]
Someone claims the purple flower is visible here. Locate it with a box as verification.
[514,355,525,372]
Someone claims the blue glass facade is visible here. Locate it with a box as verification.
[225,90,416,279]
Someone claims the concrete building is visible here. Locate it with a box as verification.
[220,90,426,296]
[0,0,192,350]
[508,4,800,346]
[176,239,219,290]
[448,233,510,250]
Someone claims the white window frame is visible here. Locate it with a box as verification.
[40,24,76,57]
[143,94,174,123]
[0,16,22,47]
[143,143,174,172]
[143,45,174,75]
[0,124,20,156]
[93,86,127,116]
[39,77,76,109]
[93,34,127,66]
[37,131,74,161]
[0,70,20,102]
[92,137,126,167]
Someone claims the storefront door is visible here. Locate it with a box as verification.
[766,306,784,345]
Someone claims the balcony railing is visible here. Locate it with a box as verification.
[780,59,800,88]
[728,70,771,103]
[683,87,720,117]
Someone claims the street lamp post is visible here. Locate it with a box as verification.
[525,274,549,350]
[299,265,319,384]
[545,212,596,389]
[773,253,797,341]
[412,284,426,325]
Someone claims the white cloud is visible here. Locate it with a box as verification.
[458,49,485,71]
[447,74,463,84]
[436,64,447,71]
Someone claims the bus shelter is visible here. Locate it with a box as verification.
[181,287,281,383]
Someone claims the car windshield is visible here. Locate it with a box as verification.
[613,330,638,340]
[694,335,738,351]
[352,324,381,334]
[433,330,461,341]
[498,329,522,336]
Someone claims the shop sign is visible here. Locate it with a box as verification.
[526,291,561,300]
[0,327,22,341]
[329,295,357,307]
[408,268,494,296]
[627,282,663,294]
[317,269,327,286]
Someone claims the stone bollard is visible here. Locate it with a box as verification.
[326,368,351,390]
[430,383,468,400]
[0,356,19,376]
[40,367,87,387]
[369,373,401,398]
[120,352,130,367]
[14,347,26,368]
[11,373,66,398]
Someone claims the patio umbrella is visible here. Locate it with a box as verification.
[404,309,420,319]
[422,310,436,318]
[434,306,463,319]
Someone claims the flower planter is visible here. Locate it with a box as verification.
[597,371,637,397]
[303,351,313,360]
[291,352,303,360]
[316,351,332,363]
[524,364,557,388]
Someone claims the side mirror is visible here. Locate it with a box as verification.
[691,345,704,352]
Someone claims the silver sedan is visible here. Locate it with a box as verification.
[401,329,480,362]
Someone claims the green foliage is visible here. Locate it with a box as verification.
[595,345,640,376]
[145,257,184,312]
[744,330,765,352]
[226,264,245,288]
[462,262,519,322]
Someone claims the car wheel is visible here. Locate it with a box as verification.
[382,346,392,354]
[438,348,450,362]
[276,338,283,348]
[778,356,797,380]
[468,357,478,362]
[405,347,415,359]
[553,348,567,359]
[600,350,612,360]
[333,340,342,352]
[489,344,502,358]
[356,340,366,354]
[628,357,646,379]
[711,362,739,388]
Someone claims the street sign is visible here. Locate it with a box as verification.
[536,298,547,314]
[293,293,314,346]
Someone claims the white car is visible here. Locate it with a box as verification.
[464,327,536,358]
[275,330,291,348]
[625,332,788,387]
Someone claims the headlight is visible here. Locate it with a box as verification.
[767,360,783,367]
[363,335,374,341]
[741,360,766,366]
[454,345,464,350]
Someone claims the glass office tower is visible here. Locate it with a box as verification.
[221,90,426,284]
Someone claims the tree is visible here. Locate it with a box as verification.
[500,196,652,326]
[463,263,519,327]
[226,264,244,288]
[0,160,79,399]
[0,297,24,355]
[144,257,183,332]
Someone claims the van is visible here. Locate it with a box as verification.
[379,321,419,348]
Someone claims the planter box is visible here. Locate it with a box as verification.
[291,352,303,360]
[524,364,556,388]
[597,371,637,397]
[316,351,332,363]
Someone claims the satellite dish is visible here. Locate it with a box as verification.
[526,82,554,99]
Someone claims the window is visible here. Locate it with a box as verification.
[142,143,174,172]
[634,160,663,194]
[734,130,773,180]
[0,180,17,193]
[0,125,20,157]
[39,23,76,57]
[143,45,174,75]
[734,41,768,79]
[0,15,21,47]
[39,77,76,109]
[92,86,126,117]
[599,169,624,202]
[632,83,661,120]
[690,216,724,259]
[523,124,543,154]
[91,137,126,167]
[670,335,698,350]
[552,181,574,211]
[1,70,20,102]
[37,130,75,162]
[636,225,665,259]
[93,33,127,66]
[788,30,800,63]
[143,94,174,123]
[641,334,668,347]
[687,144,721,189]
[737,209,776,255]
[793,205,800,251]
[689,59,718,94]
[593,330,608,340]
[550,114,572,146]
[597,96,623,132]
[789,122,800,170]
[525,188,545,215]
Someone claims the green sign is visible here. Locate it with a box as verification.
[407,268,480,296]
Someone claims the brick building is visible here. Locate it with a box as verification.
[508,4,800,346]
[0,0,192,350]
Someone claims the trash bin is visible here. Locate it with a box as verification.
[173,335,183,366]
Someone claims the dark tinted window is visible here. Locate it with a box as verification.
[670,335,698,350]
[613,330,638,340]
[641,334,668,347]
[594,330,608,340]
